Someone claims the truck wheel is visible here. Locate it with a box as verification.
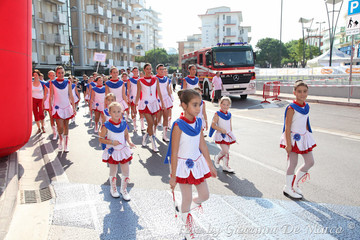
[240,95,248,100]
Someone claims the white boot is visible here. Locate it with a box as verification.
[162,127,169,142]
[222,154,235,173]
[214,152,224,168]
[142,133,149,147]
[181,211,195,239]
[109,176,120,198]
[64,135,69,153]
[293,171,309,196]
[132,118,137,132]
[58,134,63,151]
[150,135,159,152]
[153,125,157,135]
[140,118,146,132]
[120,176,131,201]
[283,175,302,199]
[52,126,58,140]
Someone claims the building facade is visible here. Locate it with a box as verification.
[177,34,202,67]
[32,0,161,75]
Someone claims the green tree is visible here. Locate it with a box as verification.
[255,38,288,68]
[168,54,179,67]
[143,48,168,69]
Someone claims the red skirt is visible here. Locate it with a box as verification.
[103,156,132,164]
[280,142,317,154]
[176,171,211,185]
[138,106,160,115]
[52,112,74,120]
[215,140,236,145]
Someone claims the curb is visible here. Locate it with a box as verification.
[254,93,360,107]
[0,153,18,240]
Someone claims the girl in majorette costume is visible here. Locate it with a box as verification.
[194,87,208,133]
[91,76,105,133]
[165,89,217,240]
[168,71,174,130]
[101,93,116,123]
[44,70,58,139]
[155,64,173,142]
[32,69,47,134]
[85,76,95,122]
[128,67,143,132]
[209,97,236,173]
[182,64,199,90]
[123,74,131,123]
[280,80,316,200]
[49,66,76,152]
[99,102,136,201]
[105,67,129,121]
[135,63,165,153]
[70,76,80,124]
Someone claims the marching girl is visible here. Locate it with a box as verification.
[32,69,47,134]
[182,64,199,90]
[44,70,58,139]
[135,63,165,153]
[85,76,94,119]
[165,89,217,240]
[101,93,116,123]
[209,97,236,173]
[194,87,208,133]
[49,66,76,152]
[155,64,173,142]
[70,76,80,124]
[128,67,144,132]
[99,102,135,200]
[280,80,316,199]
[105,67,129,121]
[91,76,105,133]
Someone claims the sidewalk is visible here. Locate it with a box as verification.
[255,90,360,107]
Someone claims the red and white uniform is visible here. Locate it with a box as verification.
[197,100,206,130]
[176,116,211,185]
[92,85,105,112]
[72,84,79,104]
[43,81,50,111]
[157,75,173,110]
[184,76,199,89]
[51,79,74,120]
[128,77,139,106]
[106,79,128,111]
[213,111,236,145]
[102,120,132,164]
[138,76,160,115]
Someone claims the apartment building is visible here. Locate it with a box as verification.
[199,6,251,48]
[177,34,202,67]
[32,0,161,75]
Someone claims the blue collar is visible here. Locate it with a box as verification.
[52,79,69,90]
[44,81,50,88]
[104,108,110,117]
[164,117,202,164]
[104,120,128,133]
[282,103,312,133]
[92,85,105,93]
[157,76,168,84]
[185,76,199,86]
[72,83,76,89]
[90,82,96,87]
[209,111,231,137]
[106,80,123,89]
[129,77,139,85]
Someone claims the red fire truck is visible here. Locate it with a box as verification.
[181,42,256,100]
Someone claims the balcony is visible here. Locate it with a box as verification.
[87,24,95,32]
[95,24,105,33]
[224,32,236,37]
[128,20,133,27]
[96,41,106,50]
[45,0,66,4]
[112,16,126,25]
[129,48,133,55]
[107,59,114,66]
[123,32,127,39]
[98,0,111,3]
[112,1,126,11]
[132,25,144,32]
[88,41,96,49]
[114,46,123,53]
[86,5,104,16]
[224,21,237,25]
[131,11,143,20]
[106,43,113,51]
[136,37,145,44]
[131,0,145,8]
[45,33,66,45]
[136,50,145,56]
[128,5,132,12]
[114,60,124,66]
[32,52,38,63]
[105,26,112,35]
[104,10,111,19]
[113,31,122,38]
[47,55,68,65]
[44,12,67,25]
[32,28,36,40]
[128,33,133,41]
[123,47,128,53]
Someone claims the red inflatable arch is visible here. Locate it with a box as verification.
[0,0,32,157]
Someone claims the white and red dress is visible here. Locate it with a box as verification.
[156,75,173,110]
[72,83,80,104]
[212,110,236,145]
[105,79,128,111]
[102,119,132,164]
[51,79,74,120]
[280,101,316,154]
[197,100,206,130]
[128,77,139,106]
[183,75,199,89]
[43,81,50,111]
[138,76,160,115]
[92,85,105,112]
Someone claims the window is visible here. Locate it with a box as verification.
[223,14,225,20]
[199,54,203,65]
[226,16,231,24]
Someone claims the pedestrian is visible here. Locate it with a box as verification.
[209,96,236,173]
[155,64,173,142]
[280,80,316,199]
[135,63,165,152]
[32,69,47,134]
[128,67,142,132]
[164,89,217,240]
[194,87,208,133]
[182,65,199,89]
[127,67,133,78]
[82,74,88,98]
[99,102,135,200]
[171,73,177,91]
[91,76,105,133]
[102,93,116,123]
[105,67,129,122]
[44,70,58,139]
[211,71,224,103]
[49,66,76,152]
[70,77,80,124]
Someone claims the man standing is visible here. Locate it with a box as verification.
[211,71,223,103]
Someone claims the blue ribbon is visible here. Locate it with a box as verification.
[72,83,76,90]
[282,103,312,133]
[164,117,202,164]
[52,79,69,90]
[104,120,128,133]
[185,76,199,86]
[92,86,105,94]
[90,82,96,87]
[43,81,50,88]
[104,108,110,117]
[209,111,232,137]
[129,77,138,85]
[157,76,168,84]
[105,80,123,89]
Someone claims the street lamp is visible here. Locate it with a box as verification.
[316,21,326,51]
[299,17,313,68]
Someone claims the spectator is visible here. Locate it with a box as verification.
[171,73,177,91]
[211,71,224,103]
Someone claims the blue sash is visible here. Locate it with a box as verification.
[92,86,105,94]
[44,81,50,88]
[164,117,202,164]
[90,82,96,87]
[106,80,123,89]
[185,76,199,86]
[104,108,110,117]
[282,103,312,133]
[104,120,128,133]
[86,83,89,89]
[72,83,76,90]
[52,79,69,90]
[157,76,168,84]
[209,111,231,137]
[129,77,138,85]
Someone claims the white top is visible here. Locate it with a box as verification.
[158,77,170,99]
[32,82,44,99]
[92,86,105,111]
[107,80,125,103]
[138,77,159,113]
[185,77,199,89]
[51,79,74,119]
[129,77,139,102]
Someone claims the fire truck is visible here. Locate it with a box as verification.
[181,42,256,100]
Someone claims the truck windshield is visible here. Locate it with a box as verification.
[213,49,254,68]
